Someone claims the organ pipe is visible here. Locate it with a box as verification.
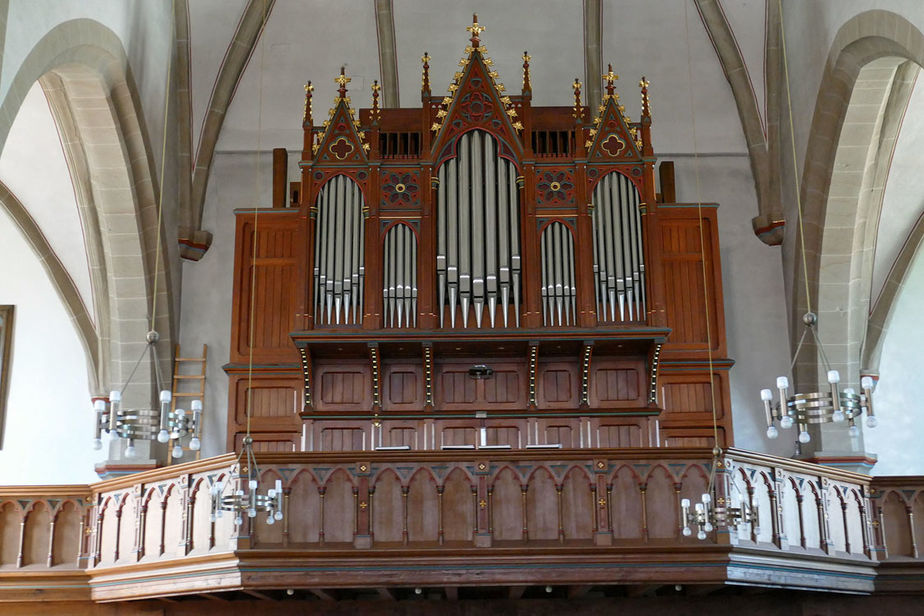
[436,130,521,329]
[313,175,366,326]
[540,222,577,327]
[591,172,646,322]
[383,223,418,328]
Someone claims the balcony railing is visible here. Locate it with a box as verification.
[1,449,923,602]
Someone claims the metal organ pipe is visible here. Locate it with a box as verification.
[313,175,366,326]
[540,222,577,327]
[591,172,646,323]
[436,130,521,329]
[383,223,418,328]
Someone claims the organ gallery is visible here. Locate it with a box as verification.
[1,13,923,613]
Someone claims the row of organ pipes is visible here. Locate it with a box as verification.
[436,131,521,329]
[592,171,646,323]
[313,175,365,325]
[310,135,647,329]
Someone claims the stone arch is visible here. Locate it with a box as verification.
[791,10,924,393]
[0,19,175,403]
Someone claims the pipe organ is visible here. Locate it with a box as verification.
[436,130,521,328]
[226,16,735,455]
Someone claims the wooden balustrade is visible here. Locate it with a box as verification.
[2,450,924,601]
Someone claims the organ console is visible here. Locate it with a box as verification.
[225,16,733,454]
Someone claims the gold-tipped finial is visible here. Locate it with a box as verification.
[572,78,583,121]
[303,80,314,124]
[603,64,618,99]
[335,66,351,99]
[421,52,431,94]
[640,76,651,117]
[522,50,531,94]
[371,80,381,121]
[466,13,485,46]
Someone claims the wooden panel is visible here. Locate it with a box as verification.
[320,372,366,404]
[658,212,725,355]
[441,427,476,447]
[442,469,473,543]
[561,468,593,541]
[234,432,299,453]
[321,428,365,451]
[231,215,302,363]
[611,466,643,540]
[190,483,212,555]
[0,502,19,565]
[492,468,523,542]
[485,426,519,447]
[116,496,135,563]
[439,371,476,404]
[587,358,645,408]
[227,373,302,451]
[407,472,438,543]
[883,492,913,557]
[371,471,403,544]
[544,424,574,448]
[289,474,321,544]
[322,470,355,544]
[386,370,418,405]
[22,503,51,566]
[52,502,81,566]
[537,363,578,408]
[162,489,183,559]
[386,427,416,448]
[142,494,162,560]
[661,428,725,449]
[645,466,677,539]
[526,469,558,541]
[484,371,519,403]
[597,424,642,448]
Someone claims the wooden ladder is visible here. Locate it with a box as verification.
[168,344,207,463]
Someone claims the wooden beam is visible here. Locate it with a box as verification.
[625,584,660,597]
[310,588,335,601]
[244,589,276,601]
[508,586,526,600]
[376,587,395,600]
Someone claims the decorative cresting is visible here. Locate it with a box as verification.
[436,130,521,328]
[313,175,366,326]
[540,222,576,326]
[591,172,646,322]
[383,223,417,328]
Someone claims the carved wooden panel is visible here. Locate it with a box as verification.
[322,470,355,544]
[22,503,51,566]
[321,428,365,451]
[407,472,438,543]
[439,370,476,405]
[440,426,476,447]
[561,468,593,541]
[611,466,643,540]
[384,367,420,407]
[526,469,558,540]
[442,469,473,543]
[371,471,403,544]
[645,466,677,539]
[596,424,642,448]
[492,468,523,541]
[227,373,302,451]
[660,428,725,449]
[52,502,82,566]
[485,426,520,448]
[435,362,527,410]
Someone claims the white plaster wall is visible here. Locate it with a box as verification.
[0,204,98,485]
[864,244,924,476]
[178,151,272,458]
[672,154,792,458]
[0,81,93,323]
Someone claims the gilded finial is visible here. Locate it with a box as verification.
[466,13,485,47]
[522,50,531,94]
[421,52,431,95]
[572,78,583,121]
[371,80,380,121]
[640,76,651,118]
[603,63,618,99]
[335,66,351,99]
[303,80,314,125]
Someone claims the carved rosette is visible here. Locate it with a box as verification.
[381,170,420,207]
[535,169,575,206]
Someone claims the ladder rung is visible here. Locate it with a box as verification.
[174,375,205,380]
[176,357,206,362]
[174,392,203,397]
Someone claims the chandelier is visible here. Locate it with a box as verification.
[760,313,877,443]
[210,436,283,526]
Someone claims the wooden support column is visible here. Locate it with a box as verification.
[474,460,491,547]
[363,169,383,329]
[575,163,596,326]
[519,167,541,328]
[419,166,437,328]
[354,461,372,548]
[593,458,612,545]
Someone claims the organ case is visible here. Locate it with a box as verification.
[225,19,733,453]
